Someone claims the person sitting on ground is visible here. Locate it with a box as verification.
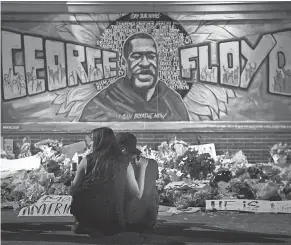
[116,132,159,233]
[70,127,148,236]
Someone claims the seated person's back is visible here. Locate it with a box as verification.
[70,127,128,236]
[125,158,159,230]
[116,132,159,231]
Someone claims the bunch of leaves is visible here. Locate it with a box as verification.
[228,178,245,194]
[173,191,197,210]
[192,186,217,207]
[234,167,248,178]
[153,135,189,169]
[266,167,283,183]
[177,149,215,180]
[161,185,217,208]
[46,160,62,177]
[280,167,291,182]
[270,142,291,157]
[56,169,73,187]
[228,178,256,199]
[157,141,179,169]
[159,189,186,207]
[1,188,12,202]
[247,165,264,179]
[210,170,232,185]
[25,183,47,203]
[35,139,63,153]
[1,166,72,210]
[9,190,26,202]
[282,180,291,195]
[156,168,172,194]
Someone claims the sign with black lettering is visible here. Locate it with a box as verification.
[189,143,216,158]
[18,195,72,217]
[206,199,291,213]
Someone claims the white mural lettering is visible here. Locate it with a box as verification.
[1,30,119,100]
[102,50,118,78]
[86,47,104,82]
[45,40,67,91]
[66,43,87,86]
[2,31,26,100]
[180,46,198,80]
[269,31,291,95]
[2,29,291,101]
[24,35,46,95]
[219,41,240,87]
[240,34,276,88]
[198,45,218,83]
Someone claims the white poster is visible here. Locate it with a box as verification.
[1,155,41,172]
[206,199,291,214]
[18,195,73,217]
[189,143,216,158]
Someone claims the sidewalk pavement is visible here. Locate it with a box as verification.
[2,207,291,245]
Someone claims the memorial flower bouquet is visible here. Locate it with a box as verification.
[177,149,216,180]
[270,142,291,166]
[18,136,32,159]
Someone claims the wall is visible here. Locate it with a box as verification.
[1,2,291,162]
[2,130,291,163]
[2,9,291,123]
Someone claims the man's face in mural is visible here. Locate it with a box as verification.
[125,37,158,90]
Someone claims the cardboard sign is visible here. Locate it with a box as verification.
[18,195,73,217]
[206,199,291,214]
[3,139,13,154]
[189,143,216,158]
[61,141,86,159]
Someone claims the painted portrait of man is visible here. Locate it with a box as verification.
[79,32,190,122]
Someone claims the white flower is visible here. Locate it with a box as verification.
[176,171,183,177]
[179,161,185,167]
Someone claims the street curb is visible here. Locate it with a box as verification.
[2,204,203,215]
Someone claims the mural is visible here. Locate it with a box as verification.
[1,13,291,122]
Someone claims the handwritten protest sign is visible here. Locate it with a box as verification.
[3,138,13,155]
[189,143,216,158]
[18,195,73,217]
[206,199,291,214]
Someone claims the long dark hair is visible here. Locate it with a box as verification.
[87,127,124,181]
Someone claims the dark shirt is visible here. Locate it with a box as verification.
[70,154,128,235]
[79,77,190,122]
[125,159,159,230]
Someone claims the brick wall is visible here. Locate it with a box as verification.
[2,130,291,163]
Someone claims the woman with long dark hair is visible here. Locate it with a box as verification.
[70,127,148,236]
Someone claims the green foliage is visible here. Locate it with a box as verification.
[177,149,216,180]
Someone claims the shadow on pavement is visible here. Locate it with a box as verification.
[149,219,291,244]
[1,219,291,244]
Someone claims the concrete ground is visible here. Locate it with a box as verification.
[1,207,291,245]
